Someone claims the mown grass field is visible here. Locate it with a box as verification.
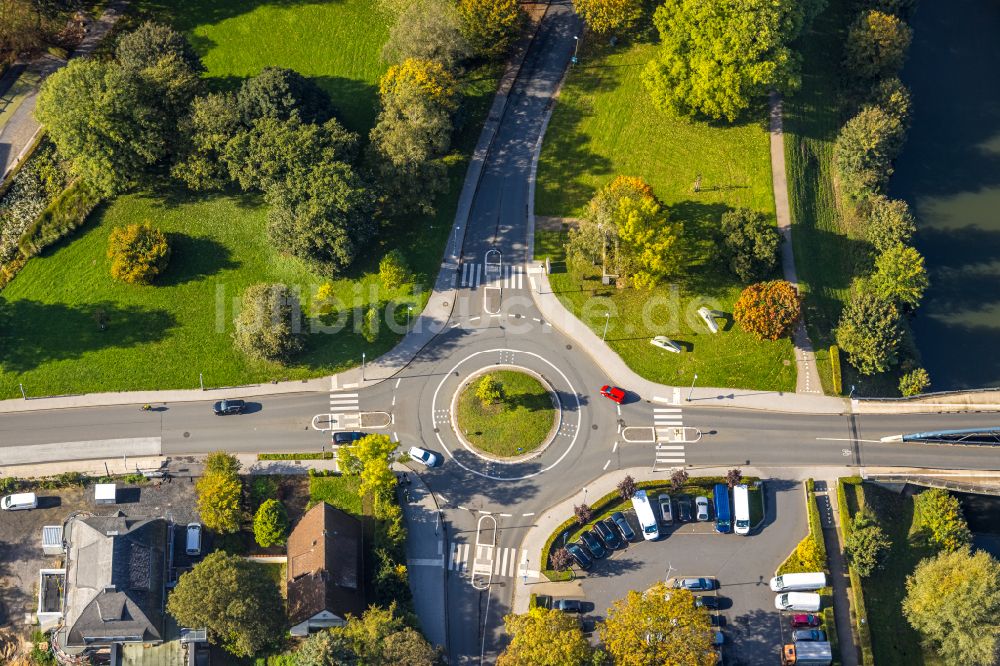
[0,0,500,398]
[308,474,363,516]
[456,370,556,456]
[534,40,794,392]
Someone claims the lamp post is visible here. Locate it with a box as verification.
[572,36,579,64]
[406,305,413,331]
[602,312,610,342]
[583,486,588,505]
[362,352,366,382]
[686,373,698,402]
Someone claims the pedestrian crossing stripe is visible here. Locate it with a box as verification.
[448,543,532,578]
[459,263,524,289]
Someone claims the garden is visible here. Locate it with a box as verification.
[455,370,557,457]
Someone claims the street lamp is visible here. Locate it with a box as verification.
[602,312,610,342]
[583,486,588,505]
[686,373,698,402]
[407,305,413,331]
[572,36,579,64]
[362,352,366,381]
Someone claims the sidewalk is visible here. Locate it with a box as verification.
[815,479,860,666]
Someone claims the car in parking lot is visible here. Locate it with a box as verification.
[580,530,608,559]
[610,511,636,542]
[675,577,717,591]
[408,446,439,467]
[534,595,553,609]
[793,629,826,642]
[566,543,592,570]
[333,431,366,445]
[695,595,720,610]
[553,599,583,613]
[658,493,673,524]
[595,519,624,550]
[676,496,693,522]
[600,385,626,404]
[212,399,245,415]
[695,496,710,521]
[790,614,822,628]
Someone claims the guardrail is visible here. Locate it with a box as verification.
[866,475,1000,496]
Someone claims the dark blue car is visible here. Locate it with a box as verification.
[566,543,592,570]
[580,530,608,559]
[611,511,636,542]
[596,519,624,550]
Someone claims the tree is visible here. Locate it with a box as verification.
[195,467,242,534]
[115,21,204,74]
[871,244,928,309]
[335,434,399,517]
[865,194,915,251]
[670,469,689,492]
[173,91,242,191]
[498,607,591,666]
[868,77,911,127]
[719,208,780,282]
[383,0,470,68]
[550,547,573,572]
[232,283,304,362]
[379,249,411,289]
[253,499,289,547]
[297,604,437,666]
[791,536,826,572]
[600,582,716,666]
[914,488,972,553]
[845,511,891,577]
[205,451,241,476]
[899,367,930,397]
[107,223,170,284]
[476,374,504,406]
[726,469,743,488]
[167,552,284,657]
[296,630,357,666]
[733,280,801,341]
[458,0,524,58]
[236,66,332,125]
[574,503,593,525]
[617,475,637,500]
[573,0,642,36]
[903,549,1000,666]
[643,0,818,121]
[835,291,901,374]
[834,104,904,202]
[845,10,912,80]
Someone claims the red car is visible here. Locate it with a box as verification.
[600,385,626,404]
[790,614,821,628]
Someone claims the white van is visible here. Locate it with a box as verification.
[631,490,660,541]
[186,523,202,556]
[774,592,822,612]
[770,572,827,592]
[1,492,38,511]
[733,484,751,535]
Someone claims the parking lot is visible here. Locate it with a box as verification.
[547,479,806,665]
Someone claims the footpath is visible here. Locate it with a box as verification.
[814,479,861,666]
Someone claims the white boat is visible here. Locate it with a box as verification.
[697,307,720,334]
[650,336,682,353]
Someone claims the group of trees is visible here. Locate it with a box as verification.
[295,604,438,666]
[0,0,81,67]
[831,0,930,393]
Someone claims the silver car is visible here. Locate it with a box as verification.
[658,493,673,524]
[695,496,710,521]
[409,446,439,467]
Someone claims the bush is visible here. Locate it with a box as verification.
[845,511,892,577]
[845,10,912,81]
[915,488,971,552]
[617,475,637,500]
[836,291,901,375]
[476,374,504,407]
[359,304,379,343]
[233,283,304,362]
[719,207,780,283]
[18,179,102,258]
[0,138,68,267]
[733,280,801,341]
[253,499,289,547]
[574,503,593,525]
[670,469,689,491]
[830,345,843,395]
[250,476,280,509]
[899,367,930,397]
[379,249,411,289]
[107,222,170,284]
[834,105,904,202]
[550,547,572,571]
[865,194,915,251]
[726,468,743,488]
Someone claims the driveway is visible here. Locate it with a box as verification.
[562,479,805,665]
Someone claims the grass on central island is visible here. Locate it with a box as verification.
[534,40,794,392]
[456,370,557,457]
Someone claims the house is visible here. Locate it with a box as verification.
[54,513,168,658]
[287,502,365,636]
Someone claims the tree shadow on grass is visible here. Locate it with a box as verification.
[0,299,177,374]
[159,234,239,286]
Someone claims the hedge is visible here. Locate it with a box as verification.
[18,178,102,258]
[258,452,335,460]
[777,478,827,575]
[830,345,843,395]
[838,476,874,666]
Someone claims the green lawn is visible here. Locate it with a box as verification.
[0,0,501,398]
[308,474,363,516]
[534,40,794,392]
[455,370,556,457]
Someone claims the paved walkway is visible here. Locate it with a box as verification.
[815,479,860,666]
[0,1,127,182]
[768,92,823,395]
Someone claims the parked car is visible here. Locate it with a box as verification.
[611,511,636,542]
[212,399,245,415]
[595,519,624,550]
[580,530,608,559]
[1,492,37,511]
[695,595,720,610]
[793,629,827,642]
[333,431,366,445]
[185,523,202,556]
[677,496,693,522]
[695,496,710,521]
[709,614,723,627]
[658,493,673,524]
[566,543,592,570]
[553,599,583,613]
[600,385,626,404]
[775,592,821,612]
[675,577,716,591]
[534,595,553,609]
[408,446,439,467]
[790,614,822,628]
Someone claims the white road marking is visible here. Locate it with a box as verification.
[393,431,398,442]
[499,513,512,517]
[451,321,461,328]
[470,316,480,322]
[652,396,671,403]
[533,317,541,322]
[656,445,686,450]
[816,437,883,443]
[616,404,621,415]
[612,441,619,452]
[478,510,492,515]
[438,494,448,503]
[603,459,611,470]
[395,378,402,389]
[409,558,444,566]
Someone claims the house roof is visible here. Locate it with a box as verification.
[286,502,364,625]
[62,513,167,647]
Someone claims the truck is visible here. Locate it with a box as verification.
[781,642,833,665]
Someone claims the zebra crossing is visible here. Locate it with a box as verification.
[459,263,524,290]
[448,542,535,579]
[653,407,686,468]
[329,392,360,432]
